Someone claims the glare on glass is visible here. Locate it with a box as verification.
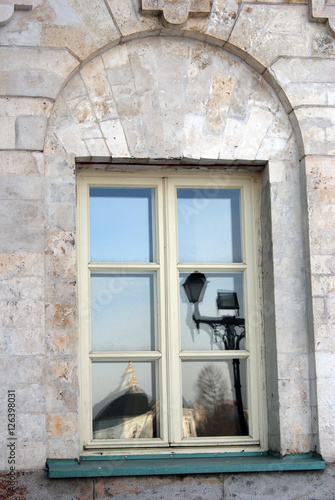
[90,187,155,262]
[182,359,248,438]
[180,272,245,351]
[92,360,159,439]
[177,188,242,263]
[91,272,157,351]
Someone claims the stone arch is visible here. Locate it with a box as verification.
[46,36,298,162]
[43,36,313,458]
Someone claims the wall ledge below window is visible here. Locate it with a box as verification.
[47,452,325,478]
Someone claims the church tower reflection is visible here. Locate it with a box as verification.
[93,361,156,439]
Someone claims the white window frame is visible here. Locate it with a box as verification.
[77,168,266,455]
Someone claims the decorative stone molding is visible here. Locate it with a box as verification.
[141,0,212,27]
[0,0,33,27]
[309,0,335,36]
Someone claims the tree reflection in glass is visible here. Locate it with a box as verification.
[182,360,248,438]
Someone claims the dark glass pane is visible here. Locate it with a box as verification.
[182,359,248,438]
[91,272,157,351]
[92,361,159,439]
[90,187,155,262]
[180,272,245,351]
[177,189,242,263]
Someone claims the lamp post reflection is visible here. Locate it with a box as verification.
[182,272,248,436]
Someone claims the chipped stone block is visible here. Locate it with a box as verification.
[206,0,241,42]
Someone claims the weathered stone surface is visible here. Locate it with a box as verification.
[95,474,224,499]
[0,151,43,175]
[0,251,44,276]
[15,115,47,150]
[294,107,335,156]
[269,58,335,108]
[0,200,44,252]
[0,47,78,98]
[206,0,241,42]
[229,5,318,68]
[41,0,119,61]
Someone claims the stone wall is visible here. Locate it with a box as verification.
[0,0,334,497]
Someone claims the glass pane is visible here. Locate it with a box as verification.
[177,188,241,263]
[180,272,245,351]
[182,359,248,437]
[92,361,159,439]
[91,272,157,351]
[90,187,155,262]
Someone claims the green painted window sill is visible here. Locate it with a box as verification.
[47,452,325,478]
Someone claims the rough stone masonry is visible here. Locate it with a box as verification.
[0,0,334,498]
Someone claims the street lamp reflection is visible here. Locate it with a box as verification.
[182,272,248,436]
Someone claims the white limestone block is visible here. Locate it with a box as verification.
[100,119,130,157]
[15,115,47,150]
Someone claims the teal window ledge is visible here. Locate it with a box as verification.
[47,452,325,478]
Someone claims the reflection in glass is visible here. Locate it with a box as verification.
[91,272,157,351]
[180,272,245,351]
[177,189,241,263]
[92,361,159,439]
[90,187,155,262]
[182,360,248,438]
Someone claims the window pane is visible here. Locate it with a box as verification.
[92,361,159,439]
[177,189,242,263]
[90,187,155,262]
[180,272,245,351]
[91,272,157,351]
[182,359,248,437]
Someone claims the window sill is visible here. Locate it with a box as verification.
[47,452,325,478]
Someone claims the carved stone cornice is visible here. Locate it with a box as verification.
[309,0,335,36]
[141,0,212,27]
[0,0,33,27]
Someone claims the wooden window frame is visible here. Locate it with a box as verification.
[76,168,266,455]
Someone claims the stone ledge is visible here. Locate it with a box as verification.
[47,453,325,478]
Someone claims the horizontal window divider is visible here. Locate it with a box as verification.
[176,263,247,271]
[88,263,160,271]
[84,440,168,449]
[89,351,162,360]
[179,350,250,359]
[172,437,259,447]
